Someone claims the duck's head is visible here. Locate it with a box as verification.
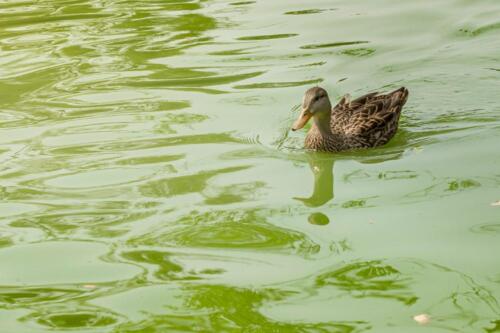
[292,87,332,131]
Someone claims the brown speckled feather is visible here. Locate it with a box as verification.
[304,87,409,152]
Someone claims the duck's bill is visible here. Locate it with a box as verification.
[291,109,312,131]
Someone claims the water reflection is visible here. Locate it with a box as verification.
[308,212,330,226]
[25,307,120,330]
[293,153,335,226]
[263,258,500,331]
[95,282,371,332]
[294,153,335,209]
[316,259,417,305]
[293,148,406,208]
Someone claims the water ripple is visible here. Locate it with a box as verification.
[1,0,499,331]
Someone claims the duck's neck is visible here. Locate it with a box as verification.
[312,112,332,136]
[306,112,345,152]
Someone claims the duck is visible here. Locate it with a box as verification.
[291,86,409,152]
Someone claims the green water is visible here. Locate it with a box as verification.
[1,0,500,332]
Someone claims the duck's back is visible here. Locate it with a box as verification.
[331,87,409,147]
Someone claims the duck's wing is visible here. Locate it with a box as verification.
[329,94,355,133]
[331,87,408,137]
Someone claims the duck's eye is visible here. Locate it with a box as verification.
[314,95,323,102]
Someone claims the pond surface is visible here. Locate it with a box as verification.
[1,0,500,332]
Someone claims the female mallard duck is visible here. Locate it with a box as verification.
[292,86,409,152]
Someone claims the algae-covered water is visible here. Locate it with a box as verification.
[1,0,500,332]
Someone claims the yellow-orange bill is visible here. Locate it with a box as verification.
[291,109,312,131]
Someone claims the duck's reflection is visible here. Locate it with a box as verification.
[293,148,406,225]
[294,153,335,225]
[294,152,335,207]
[308,212,330,225]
